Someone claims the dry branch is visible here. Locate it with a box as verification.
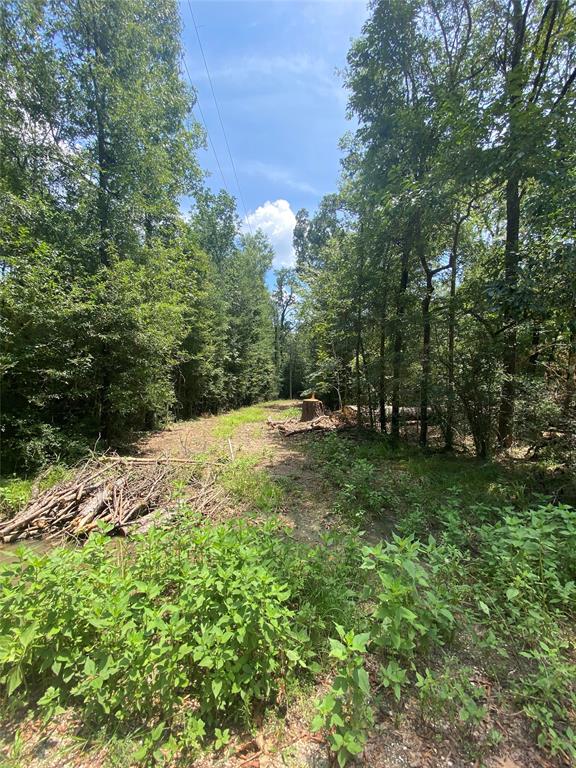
[0,455,230,543]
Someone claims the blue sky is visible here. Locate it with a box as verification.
[180,0,368,267]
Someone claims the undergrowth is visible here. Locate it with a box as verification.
[304,433,576,765]
[0,516,362,764]
[1,430,575,767]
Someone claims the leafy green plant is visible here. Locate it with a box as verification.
[415,665,487,732]
[0,478,33,519]
[334,458,384,523]
[311,626,373,767]
[361,536,455,658]
[476,504,576,616]
[213,727,231,750]
[378,659,408,702]
[0,515,363,755]
[515,642,576,761]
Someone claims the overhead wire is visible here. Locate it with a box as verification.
[186,0,253,234]
[181,57,229,192]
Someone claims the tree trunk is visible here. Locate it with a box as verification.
[445,219,460,451]
[355,331,363,429]
[528,325,541,374]
[563,325,576,415]
[301,396,324,422]
[497,170,520,449]
[355,227,365,430]
[288,341,293,399]
[392,235,410,440]
[497,0,524,450]
[360,335,374,429]
[379,300,387,433]
[419,270,433,447]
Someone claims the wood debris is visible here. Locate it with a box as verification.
[0,456,229,543]
[267,413,339,436]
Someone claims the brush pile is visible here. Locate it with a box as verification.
[0,456,227,543]
[267,413,342,436]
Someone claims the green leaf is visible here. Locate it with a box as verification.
[351,632,370,652]
[19,624,37,650]
[311,714,324,732]
[328,638,347,660]
[478,600,490,616]
[356,667,370,695]
[212,679,223,699]
[7,666,23,696]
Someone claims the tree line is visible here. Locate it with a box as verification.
[1,0,277,471]
[2,0,575,471]
[291,0,576,458]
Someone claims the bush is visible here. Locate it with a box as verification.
[361,536,456,659]
[0,516,362,758]
[311,627,373,768]
[476,503,576,617]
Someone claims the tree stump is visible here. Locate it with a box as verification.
[300,394,324,422]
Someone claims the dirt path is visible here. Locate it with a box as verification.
[135,400,337,541]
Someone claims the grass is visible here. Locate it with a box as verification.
[219,454,283,514]
[212,405,269,439]
[278,405,302,420]
[2,403,574,767]
[212,401,302,439]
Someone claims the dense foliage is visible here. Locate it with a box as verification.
[0,516,363,762]
[0,0,277,472]
[292,0,576,464]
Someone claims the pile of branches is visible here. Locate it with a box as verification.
[267,413,342,436]
[0,456,228,543]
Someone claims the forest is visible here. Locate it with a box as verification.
[1,0,575,767]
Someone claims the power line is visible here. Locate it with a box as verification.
[186,0,253,234]
[182,57,229,192]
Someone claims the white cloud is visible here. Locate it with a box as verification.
[202,53,318,81]
[243,199,296,268]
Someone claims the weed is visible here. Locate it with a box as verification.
[416,665,488,735]
[0,515,361,758]
[311,627,373,768]
[361,536,456,659]
[219,455,283,513]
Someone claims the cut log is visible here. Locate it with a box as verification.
[300,396,324,422]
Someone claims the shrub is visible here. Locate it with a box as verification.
[361,536,456,659]
[0,516,362,756]
[476,503,576,617]
[311,627,373,768]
